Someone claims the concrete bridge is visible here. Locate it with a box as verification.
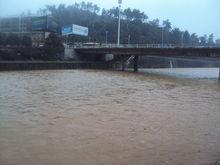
[75,47,220,58]
[75,47,220,78]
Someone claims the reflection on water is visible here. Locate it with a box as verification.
[140,68,220,79]
[0,69,220,165]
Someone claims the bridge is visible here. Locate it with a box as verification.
[75,47,220,57]
[74,46,220,79]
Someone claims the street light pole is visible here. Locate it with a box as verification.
[162,26,164,48]
[117,0,122,46]
[105,31,108,44]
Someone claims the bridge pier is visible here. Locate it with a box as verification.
[134,55,139,72]
[121,56,125,71]
[219,68,220,81]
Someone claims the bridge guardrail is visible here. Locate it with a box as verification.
[70,44,220,49]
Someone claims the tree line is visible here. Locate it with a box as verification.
[38,2,219,46]
[0,1,219,47]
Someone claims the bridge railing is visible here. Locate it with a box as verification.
[72,44,220,49]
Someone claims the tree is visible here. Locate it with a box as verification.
[123,8,133,21]
[149,19,159,27]
[0,33,7,46]
[199,35,207,46]
[207,34,214,46]
[131,9,148,22]
[190,33,199,46]
[171,28,181,45]
[21,36,32,47]
[6,34,21,46]
[105,7,119,18]
[183,30,190,46]
[216,39,220,46]
[163,19,171,31]
[43,33,64,60]
[42,2,211,46]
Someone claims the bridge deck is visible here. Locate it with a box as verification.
[75,47,220,58]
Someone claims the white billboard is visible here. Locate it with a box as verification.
[62,24,88,36]
[72,24,88,36]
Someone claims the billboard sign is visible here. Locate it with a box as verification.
[32,16,47,31]
[62,25,73,35]
[31,16,58,32]
[62,24,88,36]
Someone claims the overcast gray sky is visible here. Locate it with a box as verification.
[0,0,219,39]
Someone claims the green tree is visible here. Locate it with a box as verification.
[42,2,210,46]
[183,30,190,46]
[43,33,64,60]
[199,35,207,46]
[190,33,199,46]
[171,28,181,45]
[123,8,133,21]
[163,19,172,31]
[6,34,21,46]
[21,36,32,47]
[149,19,159,27]
[0,33,7,46]
[207,34,214,46]
[216,39,220,46]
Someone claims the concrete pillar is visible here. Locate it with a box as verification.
[219,68,220,81]
[134,55,139,72]
[121,56,125,71]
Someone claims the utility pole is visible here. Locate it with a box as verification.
[162,26,164,48]
[0,18,1,32]
[92,23,94,42]
[117,0,122,46]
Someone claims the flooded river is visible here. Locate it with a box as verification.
[0,69,220,165]
[140,68,220,79]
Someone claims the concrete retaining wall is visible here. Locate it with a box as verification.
[0,61,112,71]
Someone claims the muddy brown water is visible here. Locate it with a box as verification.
[0,70,220,165]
